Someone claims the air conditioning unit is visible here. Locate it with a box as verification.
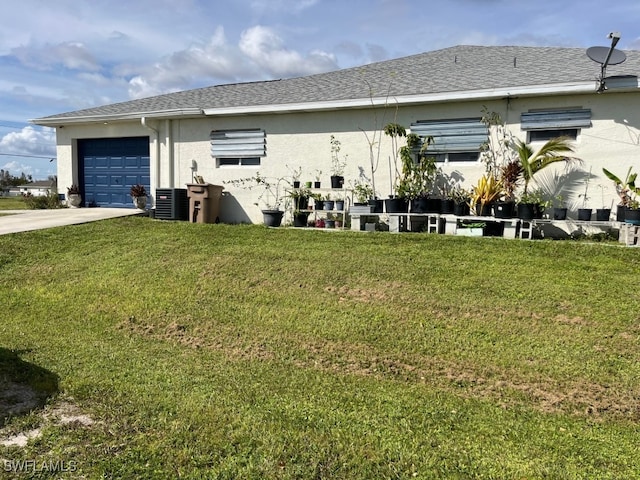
[155,188,188,221]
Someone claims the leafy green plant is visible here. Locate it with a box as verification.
[351,180,374,203]
[513,136,578,196]
[224,172,287,210]
[330,135,347,176]
[602,166,639,207]
[22,191,64,209]
[67,184,80,195]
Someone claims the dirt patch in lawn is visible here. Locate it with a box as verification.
[0,397,95,447]
[118,316,639,422]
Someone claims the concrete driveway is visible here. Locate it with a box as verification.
[0,208,144,235]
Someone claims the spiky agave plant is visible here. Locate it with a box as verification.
[513,136,579,195]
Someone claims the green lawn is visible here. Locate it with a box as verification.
[0,197,27,210]
[0,218,638,479]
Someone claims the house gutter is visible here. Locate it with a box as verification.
[141,117,160,192]
[31,108,203,127]
[201,81,605,116]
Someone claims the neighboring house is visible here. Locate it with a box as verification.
[32,45,640,223]
[16,180,57,197]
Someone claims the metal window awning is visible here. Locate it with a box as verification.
[410,118,487,152]
[521,109,591,131]
[210,130,266,157]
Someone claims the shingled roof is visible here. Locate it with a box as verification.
[33,45,640,125]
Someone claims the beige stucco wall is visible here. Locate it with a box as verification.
[54,90,640,223]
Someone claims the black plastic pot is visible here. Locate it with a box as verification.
[517,203,536,220]
[454,201,469,216]
[596,208,611,221]
[553,207,568,220]
[494,201,515,219]
[410,197,428,213]
[475,202,493,216]
[330,175,344,189]
[617,204,626,222]
[292,195,309,211]
[440,199,455,214]
[385,197,409,213]
[624,208,640,225]
[262,210,284,227]
[368,199,384,213]
[293,211,310,227]
[578,208,592,221]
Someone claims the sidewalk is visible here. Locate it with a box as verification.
[0,208,144,235]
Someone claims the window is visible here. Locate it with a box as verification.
[521,108,591,142]
[410,118,487,163]
[211,129,266,167]
[528,129,578,142]
[217,157,261,167]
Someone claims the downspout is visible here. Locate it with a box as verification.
[166,119,174,187]
[141,117,160,193]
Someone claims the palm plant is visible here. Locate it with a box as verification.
[513,136,578,196]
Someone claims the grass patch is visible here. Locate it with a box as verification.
[0,219,639,478]
[0,197,27,210]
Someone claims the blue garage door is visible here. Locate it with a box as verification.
[79,137,150,208]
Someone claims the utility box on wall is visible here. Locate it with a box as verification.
[186,183,224,223]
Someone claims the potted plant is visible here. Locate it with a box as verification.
[287,165,302,189]
[495,160,522,218]
[289,187,310,211]
[323,193,334,211]
[313,169,322,189]
[577,168,592,221]
[471,173,502,216]
[224,173,286,227]
[330,135,347,188]
[451,186,471,216]
[130,184,147,210]
[552,195,567,220]
[595,185,611,221]
[66,184,82,208]
[290,187,310,227]
[349,180,375,214]
[436,171,463,214]
[325,213,336,229]
[512,136,578,219]
[602,166,638,221]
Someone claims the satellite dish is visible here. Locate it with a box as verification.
[586,32,627,92]
[586,46,626,65]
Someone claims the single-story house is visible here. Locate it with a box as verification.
[32,44,640,224]
[12,179,57,197]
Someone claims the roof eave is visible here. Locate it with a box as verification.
[31,108,205,127]
[202,82,604,116]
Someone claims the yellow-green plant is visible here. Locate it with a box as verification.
[471,173,503,213]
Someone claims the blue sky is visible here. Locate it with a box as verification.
[1,0,639,179]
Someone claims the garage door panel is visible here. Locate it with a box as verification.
[80,137,150,208]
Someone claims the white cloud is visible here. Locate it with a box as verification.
[239,25,337,77]
[128,25,338,98]
[0,126,56,157]
[12,41,101,72]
